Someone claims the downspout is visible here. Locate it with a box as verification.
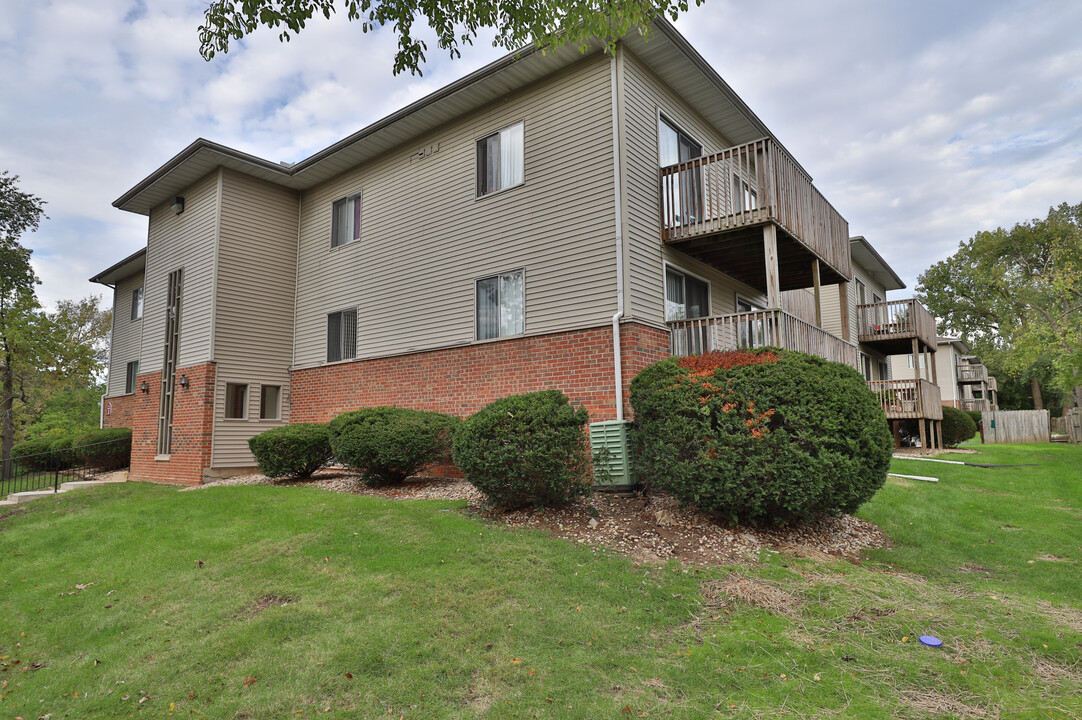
[609,46,626,421]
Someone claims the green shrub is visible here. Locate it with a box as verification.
[329,407,459,485]
[942,406,978,447]
[452,390,592,508]
[965,410,983,426]
[248,424,332,480]
[48,435,78,470]
[11,438,57,471]
[629,349,892,524]
[72,427,133,470]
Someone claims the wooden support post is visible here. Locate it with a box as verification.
[930,345,939,386]
[912,338,920,382]
[918,418,928,452]
[892,420,902,449]
[838,282,850,342]
[764,225,780,308]
[812,258,822,327]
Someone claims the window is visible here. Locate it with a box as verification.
[125,361,139,394]
[855,279,867,305]
[860,353,872,381]
[327,309,357,362]
[131,287,143,320]
[225,383,247,419]
[906,354,926,369]
[259,385,281,420]
[476,270,524,340]
[659,117,703,224]
[331,193,362,248]
[733,174,758,213]
[664,268,709,321]
[878,360,890,380]
[476,121,524,196]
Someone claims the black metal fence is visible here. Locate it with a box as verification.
[0,438,131,498]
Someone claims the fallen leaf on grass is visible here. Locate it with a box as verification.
[345,673,353,679]
[244,676,258,687]
[510,658,521,664]
[813,673,821,681]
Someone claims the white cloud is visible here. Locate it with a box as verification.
[4,0,1081,308]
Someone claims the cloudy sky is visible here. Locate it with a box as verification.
[3,0,1080,309]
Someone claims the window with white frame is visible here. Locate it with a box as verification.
[327,309,357,362]
[860,353,872,381]
[131,287,143,320]
[225,383,248,419]
[878,360,889,380]
[476,121,524,196]
[664,268,709,321]
[259,385,281,420]
[906,353,926,369]
[476,270,524,340]
[125,361,139,394]
[331,192,362,248]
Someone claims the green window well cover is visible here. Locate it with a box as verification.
[589,420,638,491]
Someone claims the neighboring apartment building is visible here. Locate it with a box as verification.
[891,337,999,412]
[93,21,858,484]
[783,236,943,450]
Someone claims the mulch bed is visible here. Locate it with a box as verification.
[187,469,887,567]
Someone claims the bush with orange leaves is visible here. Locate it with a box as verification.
[629,348,891,524]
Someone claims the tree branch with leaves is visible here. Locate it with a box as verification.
[198,0,702,75]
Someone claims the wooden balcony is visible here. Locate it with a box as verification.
[960,398,990,412]
[868,379,943,421]
[659,138,851,293]
[957,364,989,383]
[857,298,937,354]
[668,309,859,369]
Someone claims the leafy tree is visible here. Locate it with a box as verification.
[20,384,105,443]
[917,202,1082,409]
[198,0,703,75]
[1,171,47,476]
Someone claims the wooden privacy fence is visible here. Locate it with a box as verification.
[981,410,1051,444]
[1066,408,1082,443]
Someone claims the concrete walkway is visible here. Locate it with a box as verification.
[0,472,128,507]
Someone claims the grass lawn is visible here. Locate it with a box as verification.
[0,444,1079,719]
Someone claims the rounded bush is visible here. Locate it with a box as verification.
[452,390,592,508]
[942,406,977,447]
[329,407,459,485]
[248,424,332,479]
[965,410,983,426]
[629,349,892,524]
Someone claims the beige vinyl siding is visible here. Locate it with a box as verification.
[105,272,145,397]
[821,262,886,341]
[210,170,300,468]
[292,53,617,369]
[140,171,220,373]
[620,49,766,324]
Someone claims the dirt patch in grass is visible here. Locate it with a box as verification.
[1031,655,1082,685]
[702,575,801,617]
[1034,554,1070,562]
[241,594,297,619]
[899,689,999,719]
[958,563,995,575]
[1036,601,1082,634]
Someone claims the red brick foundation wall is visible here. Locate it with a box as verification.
[290,322,671,424]
[102,393,136,429]
[129,363,216,486]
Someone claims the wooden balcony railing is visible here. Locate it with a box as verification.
[867,379,943,421]
[857,298,937,350]
[957,364,989,383]
[960,398,990,412]
[668,309,859,369]
[659,137,851,279]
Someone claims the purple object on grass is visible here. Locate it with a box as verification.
[918,635,943,647]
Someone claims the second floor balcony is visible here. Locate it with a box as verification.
[857,298,937,354]
[659,138,851,296]
[868,379,943,421]
[667,308,859,369]
[957,363,989,383]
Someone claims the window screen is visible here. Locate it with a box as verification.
[327,309,358,362]
[477,122,524,196]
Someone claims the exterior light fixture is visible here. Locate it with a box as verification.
[178,374,190,388]
[139,380,150,394]
[170,196,185,215]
